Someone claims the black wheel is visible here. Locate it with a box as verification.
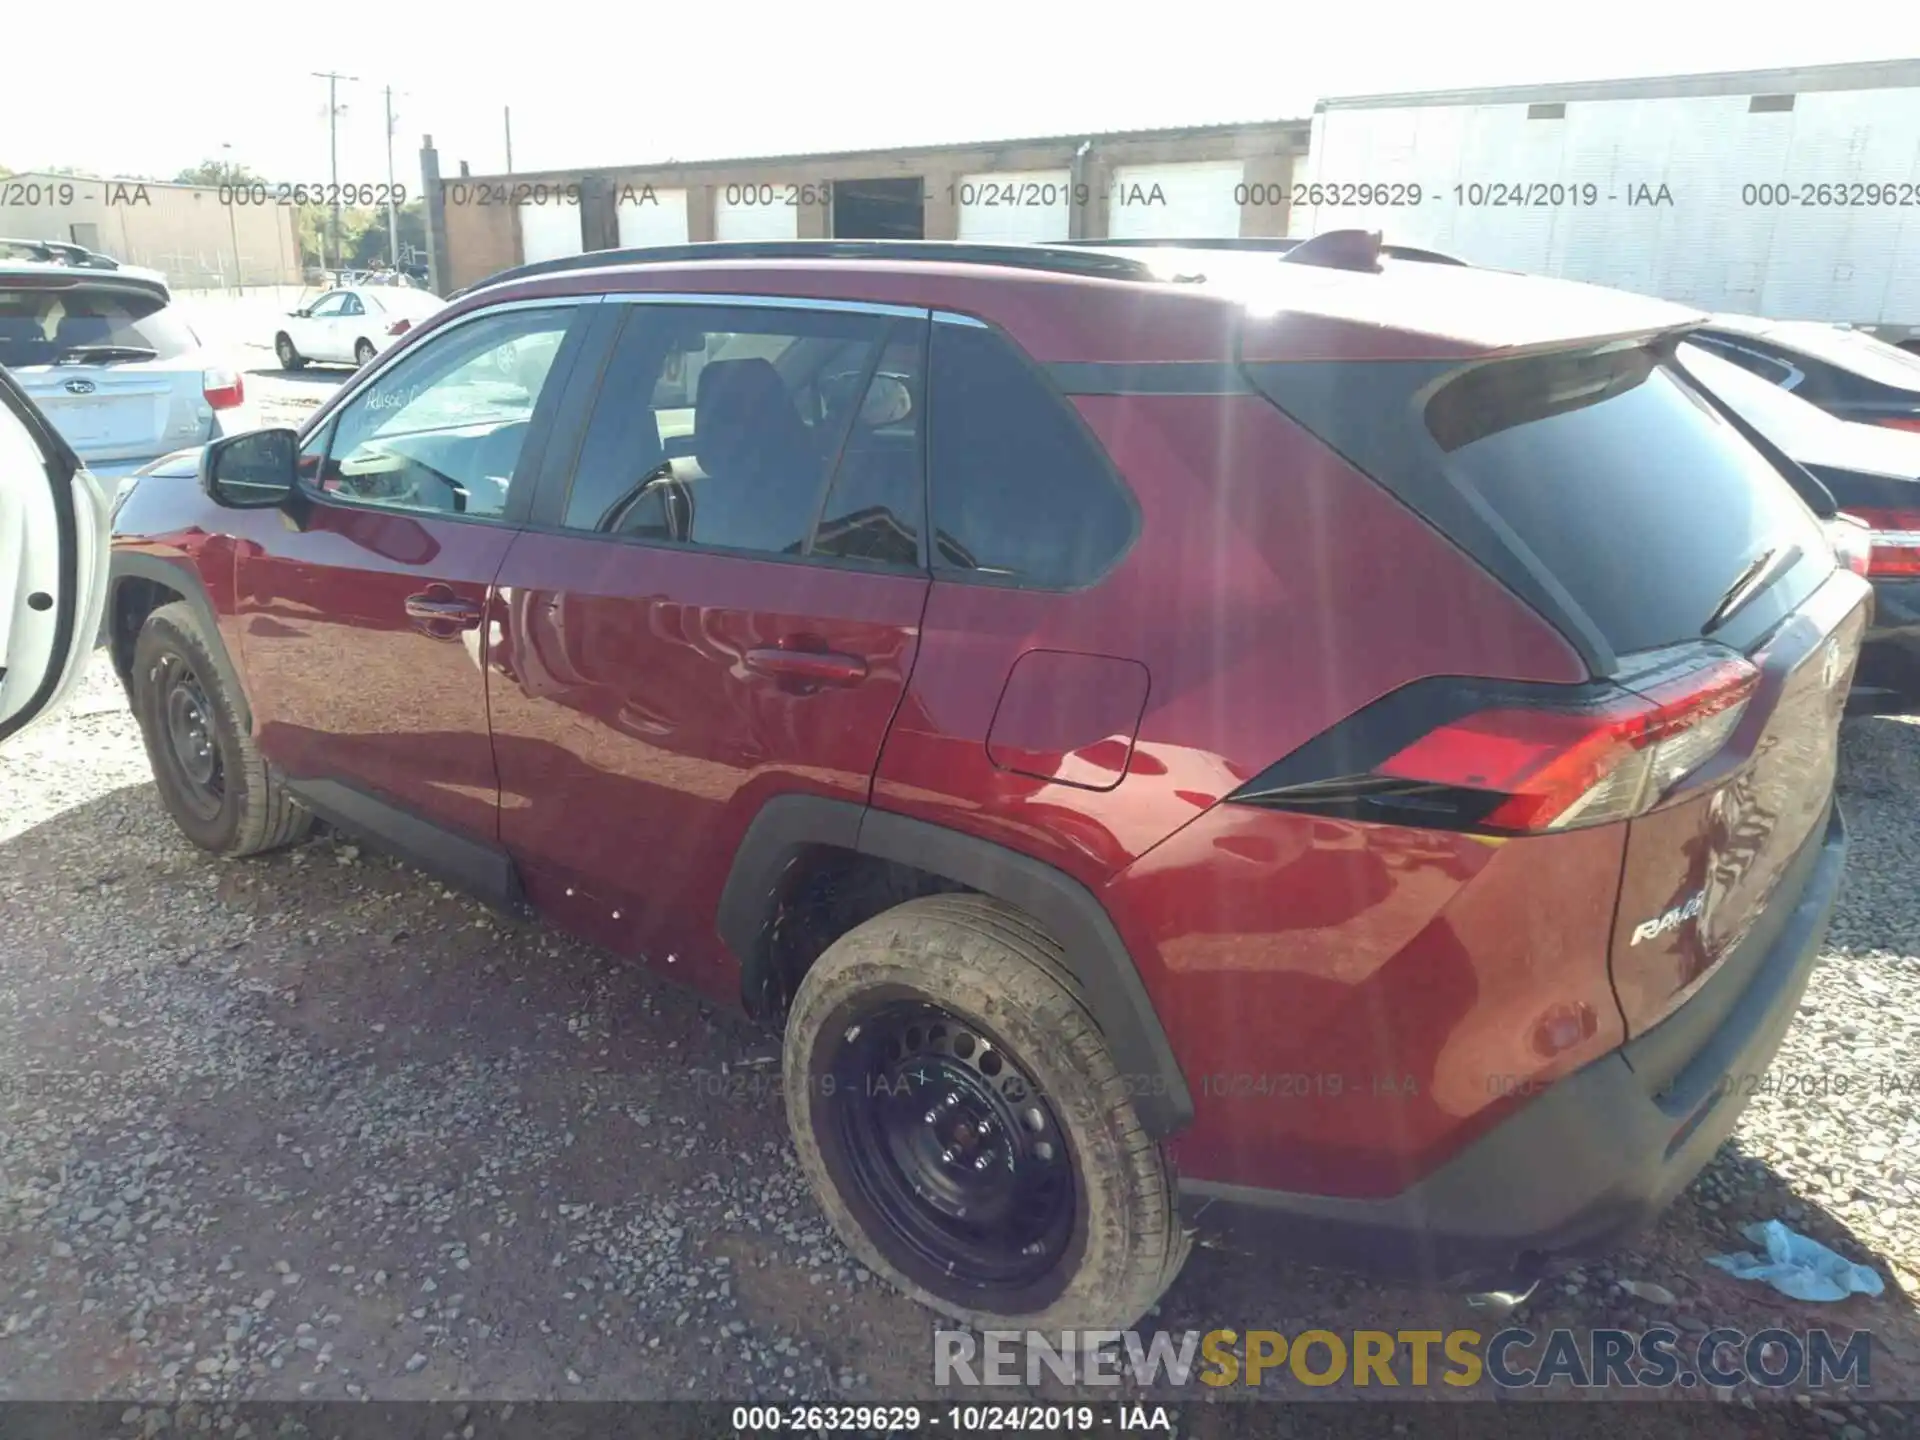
[784,895,1188,1329]
[354,337,377,367]
[131,602,313,857]
[274,332,305,371]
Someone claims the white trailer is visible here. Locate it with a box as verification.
[1294,60,1920,347]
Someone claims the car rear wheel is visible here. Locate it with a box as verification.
[274,333,305,371]
[131,602,313,857]
[783,894,1188,1330]
[354,338,377,367]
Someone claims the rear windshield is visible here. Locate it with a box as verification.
[0,285,196,367]
[1244,339,1832,664]
[1424,345,1827,655]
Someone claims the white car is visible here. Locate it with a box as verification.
[273,285,446,371]
[2,264,246,484]
[0,366,111,748]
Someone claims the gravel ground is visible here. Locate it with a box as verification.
[1,655,1916,1429]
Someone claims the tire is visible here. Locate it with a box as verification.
[354,338,377,367]
[274,332,305,371]
[131,602,313,857]
[783,894,1189,1330]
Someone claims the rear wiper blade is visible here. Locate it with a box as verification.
[55,344,158,363]
[1705,542,1801,634]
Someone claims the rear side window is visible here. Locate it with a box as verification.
[1687,334,1797,387]
[927,321,1135,588]
[0,285,196,366]
[1425,346,1827,655]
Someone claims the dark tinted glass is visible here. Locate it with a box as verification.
[561,304,901,560]
[1686,334,1796,386]
[0,284,197,366]
[1426,346,1827,654]
[926,323,1134,588]
[809,330,925,568]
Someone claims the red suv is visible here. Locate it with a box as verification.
[106,236,1865,1331]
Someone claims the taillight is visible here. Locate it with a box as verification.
[1825,513,1874,577]
[1845,505,1920,578]
[202,368,244,411]
[1229,651,1760,836]
[386,319,411,337]
[1871,416,1920,434]
[1375,659,1757,832]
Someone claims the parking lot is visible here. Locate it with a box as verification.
[1,625,1917,1422]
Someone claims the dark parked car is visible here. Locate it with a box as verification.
[105,236,1865,1330]
[1689,314,1920,433]
[1678,340,1920,713]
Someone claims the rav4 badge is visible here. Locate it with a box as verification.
[1631,891,1706,946]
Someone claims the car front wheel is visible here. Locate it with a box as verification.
[274,333,305,371]
[783,894,1188,1330]
[131,602,313,857]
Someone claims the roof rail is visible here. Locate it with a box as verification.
[455,239,1162,299]
[1064,235,1470,266]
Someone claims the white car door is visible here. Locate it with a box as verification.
[334,291,369,360]
[0,369,110,747]
[300,291,352,361]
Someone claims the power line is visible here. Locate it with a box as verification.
[311,70,360,271]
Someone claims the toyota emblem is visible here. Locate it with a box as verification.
[64,378,96,395]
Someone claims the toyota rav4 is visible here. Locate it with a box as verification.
[105,235,1864,1330]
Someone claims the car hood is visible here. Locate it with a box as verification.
[131,446,205,480]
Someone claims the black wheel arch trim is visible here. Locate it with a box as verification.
[719,794,1194,1139]
[107,552,252,728]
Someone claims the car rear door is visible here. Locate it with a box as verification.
[0,367,109,746]
[235,298,591,843]
[487,296,931,992]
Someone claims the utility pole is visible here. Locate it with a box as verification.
[384,86,401,271]
[503,106,514,172]
[312,70,359,273]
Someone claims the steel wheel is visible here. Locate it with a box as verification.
[825,1000,1075,1293]
[152,653,225,821]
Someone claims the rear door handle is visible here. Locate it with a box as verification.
[744,647,868,686]
[405,592,484,629]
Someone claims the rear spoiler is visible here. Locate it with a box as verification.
[0,267,169,303]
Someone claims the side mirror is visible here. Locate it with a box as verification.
[201,428,299,509]
[860,373,914,428]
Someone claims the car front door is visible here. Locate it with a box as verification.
[235,299,588,844]
[0,367,109,747]
[486,297,932,996]
[299,291,350,361]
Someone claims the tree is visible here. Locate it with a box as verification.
[174,159,259,187]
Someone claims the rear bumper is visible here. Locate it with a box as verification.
[1179,802,1847,1291]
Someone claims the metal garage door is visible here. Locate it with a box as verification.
[955,170,1074,243]
[1107,161,1245,240]
[616,188,691,247]
[715,184,800,241]
[518,199,584,263]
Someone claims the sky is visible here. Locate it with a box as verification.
[6,2,1917,187]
